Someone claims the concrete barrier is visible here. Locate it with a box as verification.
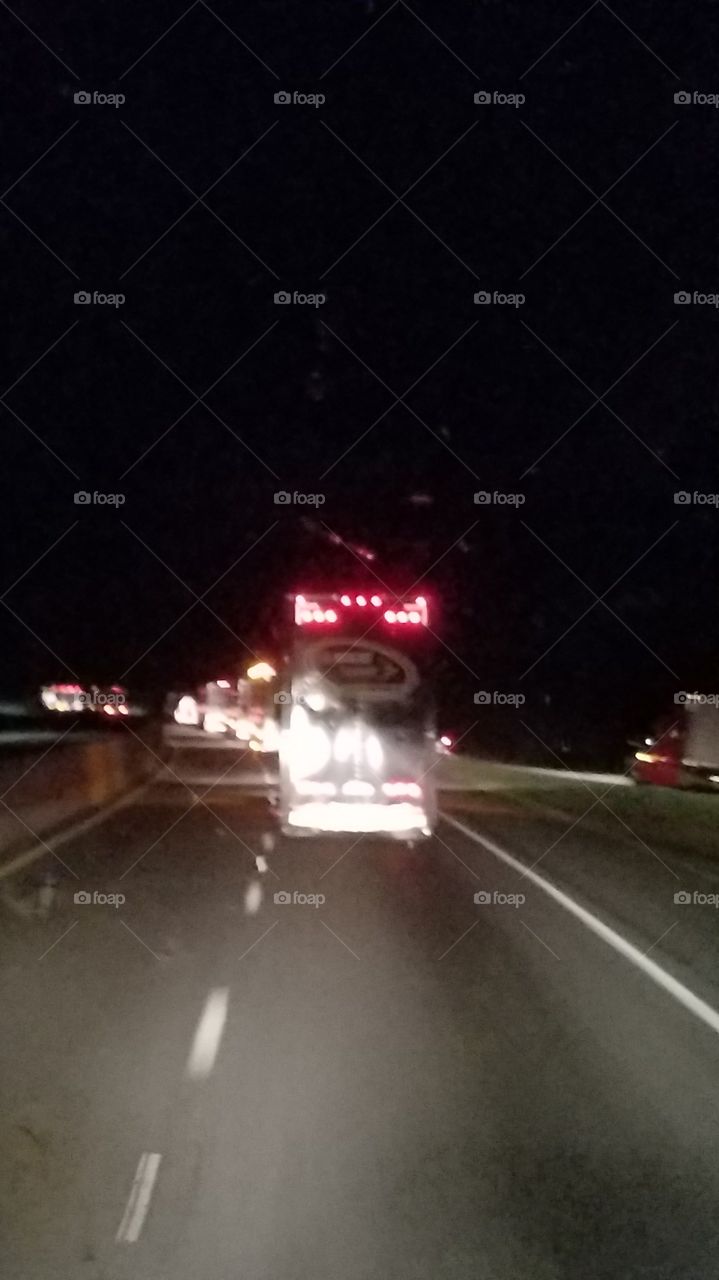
[0,726,163,873]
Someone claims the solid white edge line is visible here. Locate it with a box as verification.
[186,987,230,1079]
[441,811,719,1038]
[116,1151,162,1244]
[0,775,153,881]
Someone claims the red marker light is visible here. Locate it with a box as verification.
[340,595,351,606]
[384,610,397,623]
[301,609,313,624]
[408,610,421,624]
[356,595,367,606]
[370,595,382,607]
[312,610,325,622]
[397,611,408,623]
[325,609,338,622]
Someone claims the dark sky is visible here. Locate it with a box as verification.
[2,1,718,758]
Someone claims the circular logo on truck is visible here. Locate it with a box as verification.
[300,639,419,699]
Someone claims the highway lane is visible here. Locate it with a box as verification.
[3,736,719,1277]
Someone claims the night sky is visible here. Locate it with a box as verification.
[2,0,718,762]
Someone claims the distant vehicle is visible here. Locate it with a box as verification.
[173,693,201,726]
[278,590,437,842]
[630,695,719,789]
[436,733,454,754]
[199,668,279,752]
[40,682,138,719]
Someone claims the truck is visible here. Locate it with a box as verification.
[277,590,437,842]
[630,694,719,789]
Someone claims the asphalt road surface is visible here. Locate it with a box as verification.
[3,731,719,1278]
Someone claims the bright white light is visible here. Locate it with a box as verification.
[397,611,408,623]
[288,705,331,779]
[408,611,421,624]
[174,695,199,725]
[371,595,382,607]
[340,595,351,606]
[440,734,452,748]
[295,780,336,796]
[384,610,397,623]
[287,802,427,833]
[304,691,326,712]
[356,595,367,606]
[342,780,375,796]
[382,781,422,799]
[365,733,383,772]
[324,609,338,622]
[247,662,276,681]
[203,711,227,735]
[216,680,231,689]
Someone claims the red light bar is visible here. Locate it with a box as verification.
[294,593,428,626]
